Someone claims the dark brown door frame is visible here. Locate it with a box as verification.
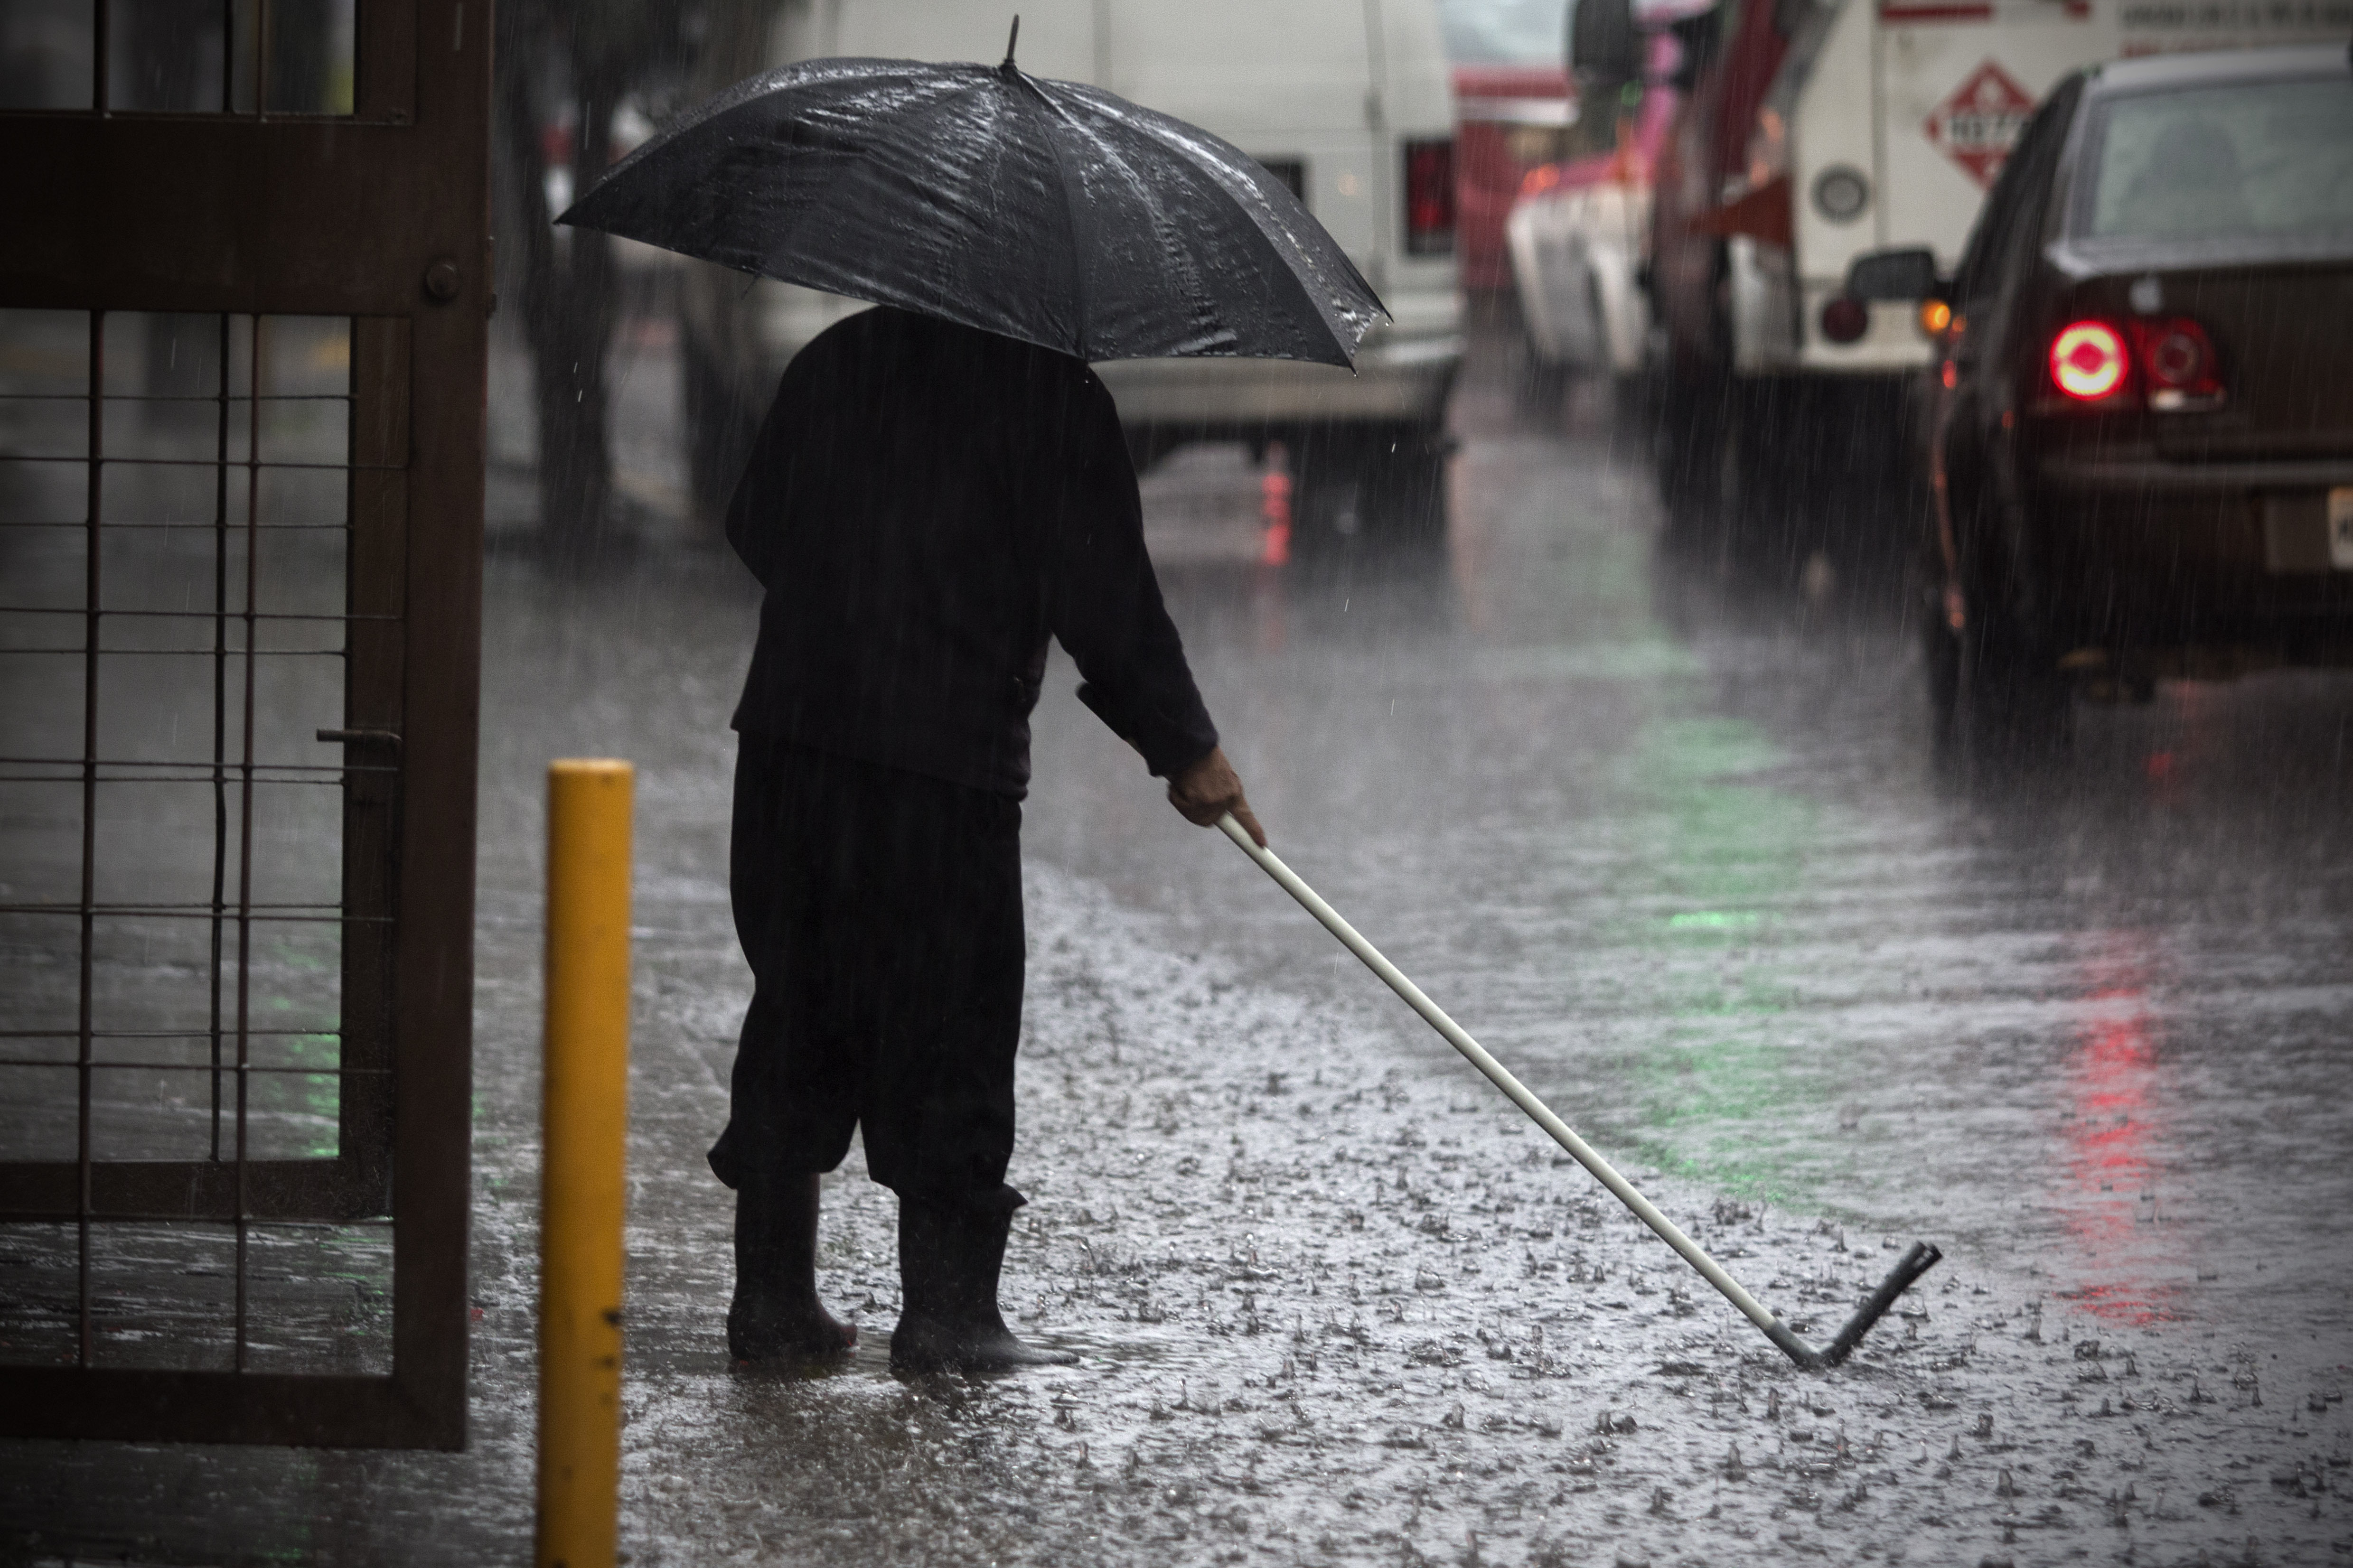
[0,0,487,1449]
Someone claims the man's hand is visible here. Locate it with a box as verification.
[1167,746,1265,847]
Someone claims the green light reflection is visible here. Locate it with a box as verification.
[1604,714,1838,1207]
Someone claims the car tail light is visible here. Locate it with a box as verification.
[2043,316,2225,411]
[2049,320,2129,402]
[2129,316,2223,407]
[1404,138,1455,257]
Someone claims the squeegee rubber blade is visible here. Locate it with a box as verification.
[1818,1241,1944,1368]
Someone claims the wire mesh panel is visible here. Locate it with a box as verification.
[0,308,403,1377]
[0,0,482,1447]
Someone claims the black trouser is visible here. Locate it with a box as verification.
[709,735,1027,1215]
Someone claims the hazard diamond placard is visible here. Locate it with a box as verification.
[1923,60,2038,188]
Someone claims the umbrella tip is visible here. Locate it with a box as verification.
[1002,15,1020,70]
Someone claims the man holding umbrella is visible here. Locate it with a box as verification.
[562,29,1381,1374]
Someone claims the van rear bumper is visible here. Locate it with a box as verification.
[753,287,1464,431]
[1095,329,1463,430]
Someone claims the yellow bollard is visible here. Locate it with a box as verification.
[535,759,635,1568]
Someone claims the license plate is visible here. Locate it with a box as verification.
[2333,487,2353,570]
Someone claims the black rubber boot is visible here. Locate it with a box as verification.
[889,1197,1077,1374]
[727,1171,856,1364]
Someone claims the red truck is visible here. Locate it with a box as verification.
[1453,63,1573,291]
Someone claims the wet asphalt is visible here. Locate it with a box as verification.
[7,325,2353,1566]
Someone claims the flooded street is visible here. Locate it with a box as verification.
[8,334,2353,1566]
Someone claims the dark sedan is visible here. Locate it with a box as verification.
[1849,45,2353,750]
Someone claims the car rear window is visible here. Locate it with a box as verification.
[2083,77,2353,240]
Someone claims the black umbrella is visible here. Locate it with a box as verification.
[557,29,1385,367]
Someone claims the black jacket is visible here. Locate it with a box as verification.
[726,308,1218,798]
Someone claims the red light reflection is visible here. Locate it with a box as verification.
[2055,933,2191,1326]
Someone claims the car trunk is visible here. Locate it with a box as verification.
[2151,258,2353,462]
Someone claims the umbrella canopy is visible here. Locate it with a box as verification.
[558,46,1386,367]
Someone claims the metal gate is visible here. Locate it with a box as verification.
[0,0,486,1447]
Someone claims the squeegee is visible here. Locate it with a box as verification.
[1217,812,1939,1371]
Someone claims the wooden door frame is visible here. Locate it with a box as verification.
[0,0,487,1449]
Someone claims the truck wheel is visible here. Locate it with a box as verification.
[1289,431,1368,547]
[1360,426,1450,539]
[1515,347,1569,418]
[1725,376,1800,551]
[1292,426,1449,550]
[1655,364,1728,542]
[1610,371,1648,436]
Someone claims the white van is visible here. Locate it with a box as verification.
[683,0,1464,536]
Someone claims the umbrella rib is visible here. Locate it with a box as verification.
[720,71,1059,336]
[1070,83,1380,362]
[1123,123,1357,362]
[1033,82,1336,363]
[568,58,965,231]
[1008,72,1097,358]
[762,74,1002,278]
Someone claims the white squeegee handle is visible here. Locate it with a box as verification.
[1213,812,1918,1369]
